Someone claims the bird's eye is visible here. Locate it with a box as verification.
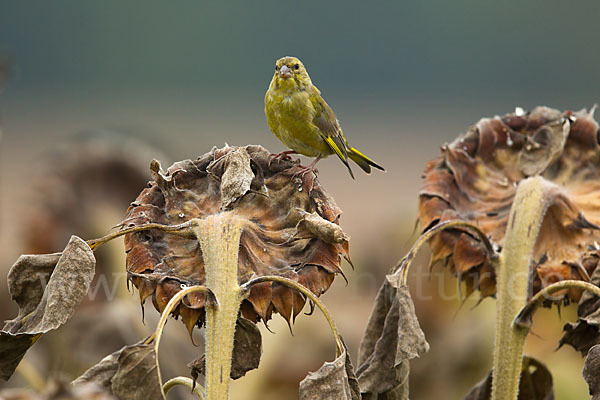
[294,64,300,70]
[275,66,279,71]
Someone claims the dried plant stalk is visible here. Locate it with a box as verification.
[194,214,245,400]
[492,176,550,400]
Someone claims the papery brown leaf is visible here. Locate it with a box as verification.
[299,338,360,400]
[73,341,164,400]
[230,317,262,379]
[419,106,600,303]
[125,145,348,330]
[583,344,600,400]
[207,146,254,210]
[187,316,262,384]
[0,236,95,380]
[356,271,429,397]
[560,259,600,354]
[464,356,554,400]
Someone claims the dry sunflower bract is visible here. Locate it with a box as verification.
[419,106,600,303]
[123,145,350,335]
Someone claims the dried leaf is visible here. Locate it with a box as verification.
[187,317,262,384]
[356,271,429,397]
[294,210,349,244]
[299,339,360,400]
[464,356,554,400]
[583,344,600,399]
[231,317,262,379]
[518,119,569,176]
[560,262,600,354]
[208,146,254,210]
[73,341,164,400]
[0,236,95,380]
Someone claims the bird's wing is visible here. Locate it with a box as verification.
[309,88,349,162]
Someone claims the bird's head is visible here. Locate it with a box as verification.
[272,56,311,90]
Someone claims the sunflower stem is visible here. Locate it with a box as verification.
[492,176,552,400]
[194,213,245,400]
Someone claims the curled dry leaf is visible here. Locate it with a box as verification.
[356,270,429,398]
[0,236,95,381]
[583,344,600,400]
[73,341,164,400]
[299,338,360,400]
[188,316,262,384]
[419,106,600,303]
[464,356,554,400]
[560,265,600,354]
[124,145,350,333]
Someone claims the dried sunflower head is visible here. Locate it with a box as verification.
[419,106,600,302]
[124,145,350,335]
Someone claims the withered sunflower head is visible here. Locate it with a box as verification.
[419,106,600,302]
[124,145,350,335]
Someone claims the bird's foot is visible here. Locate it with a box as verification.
[269,151,297,166]
[292,164,319,178]
[290,155,321,179]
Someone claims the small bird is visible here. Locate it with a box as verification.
[264,56,384,179]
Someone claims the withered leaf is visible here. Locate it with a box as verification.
[0,236,95,381]
[518,119,569,176]
[73,341,164,400]
[560,263,600,355]
[583,344,600,400]
[188,317,262,384]
[356,271,429,398]
[294,210,349,244]
[464,356,554,400]
[299,339,360,400]
[208,147,254,210]
[73,349,120,391]
[230,317,262,379]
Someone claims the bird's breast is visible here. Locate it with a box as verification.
[265,89,331,157]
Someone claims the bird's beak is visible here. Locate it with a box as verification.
[279,65,292,79]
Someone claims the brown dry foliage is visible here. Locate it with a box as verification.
[419,106,600,303]
[124,145,350,335]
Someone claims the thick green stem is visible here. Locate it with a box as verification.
[194,213,245,400]
[492,176,552,400]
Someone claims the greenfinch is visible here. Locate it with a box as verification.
[264,56,384,179]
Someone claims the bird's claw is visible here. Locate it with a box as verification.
[269,151,296,167]
[292,165,319,178]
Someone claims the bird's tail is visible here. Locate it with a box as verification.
[347,147,385,174]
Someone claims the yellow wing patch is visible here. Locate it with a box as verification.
[324,136,346,161]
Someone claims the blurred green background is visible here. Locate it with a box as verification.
[1,1,599,399]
